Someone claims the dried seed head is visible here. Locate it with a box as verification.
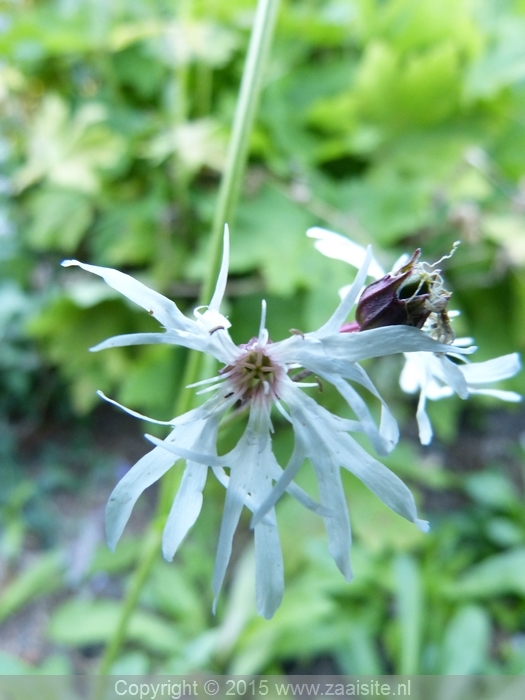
[348,244,459,344]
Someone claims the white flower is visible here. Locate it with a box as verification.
[308,227,522,445]
[62,226,466,618]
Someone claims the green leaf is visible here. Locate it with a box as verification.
[335,620,383,674]
[370,0,481,57]
[112,44,166,99]
[482,214,525,267]
[278,3,352,47]
[15,96,124,194]
[89,538,141,576]
[48,599,183,655]
[160,630,219,674]
[144,118,226,175]
[230,183,316,295]
[464,471,518,510]
[36,653,73,675]
[28,298,132,412]
[118,344,180,418]
[393,555,422,674]
[228,542,354,674]
[0,7,100,57]
[91,195,162,266]
[0,551,65,624]
[334,172,430,245]
[344,474,428,552]
[486,518,524,548]
[109,651,150,675]
[354,41,461,131]
[447,548,525,598]
[142,560,207,630]
[147,20,239,68]
[25,188,93,252]
[28,291,174,413]
[440,605,490,673]
[261,58,355,168]
[465,20,525,99]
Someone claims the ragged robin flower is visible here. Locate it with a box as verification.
[62,226,473,617]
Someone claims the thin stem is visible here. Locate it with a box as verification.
[172,0,281,413]
[95,0,281,677]
[96,527,161,677]
[202,0,281,305]
[163,0,281,487]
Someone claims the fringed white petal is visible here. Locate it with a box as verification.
[416,387,433,446]
[467,388,522,402]
[105,402,221,550]
[97,390,175,425]
[286,389,427,534]
[316,368,399,455]
[62,259,194,332]
[460,353,521,385]
[306,227,385,279]
[105,443,177,551]
[208,224,230,313]
[145,434,225,467]
[312,246,373,337]
[212,405,276,613]
[251,440,306,528]
[162,462,208,561]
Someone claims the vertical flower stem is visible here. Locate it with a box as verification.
[202,0,281,304]
[95,0,281,678]
[95,528,161,684]
[161,0,281,504]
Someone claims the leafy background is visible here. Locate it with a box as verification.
[1,0,525,676]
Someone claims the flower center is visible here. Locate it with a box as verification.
[221,338,284,405]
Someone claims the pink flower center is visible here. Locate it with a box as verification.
[221,338,284,405]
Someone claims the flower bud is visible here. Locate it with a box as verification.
[353,250,428,330]
[345,249,452,345]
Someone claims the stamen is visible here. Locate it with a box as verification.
[195,383,226,395]
[429,241,461,269]
[258,299,267,342]
[187,375,225,388]
[96,391,174,425]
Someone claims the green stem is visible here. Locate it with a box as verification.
[95,0,281,677]
[97,527,161,677]
[203,0,281,305]
[163,0,281,500]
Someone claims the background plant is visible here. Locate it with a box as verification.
[1,0,524,676]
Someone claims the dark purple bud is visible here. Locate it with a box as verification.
[340,245,456,343]
[353,249,443,331]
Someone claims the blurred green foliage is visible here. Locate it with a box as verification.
[2,0,525,416]
[2,443,525,674]
[1,0,525,677]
